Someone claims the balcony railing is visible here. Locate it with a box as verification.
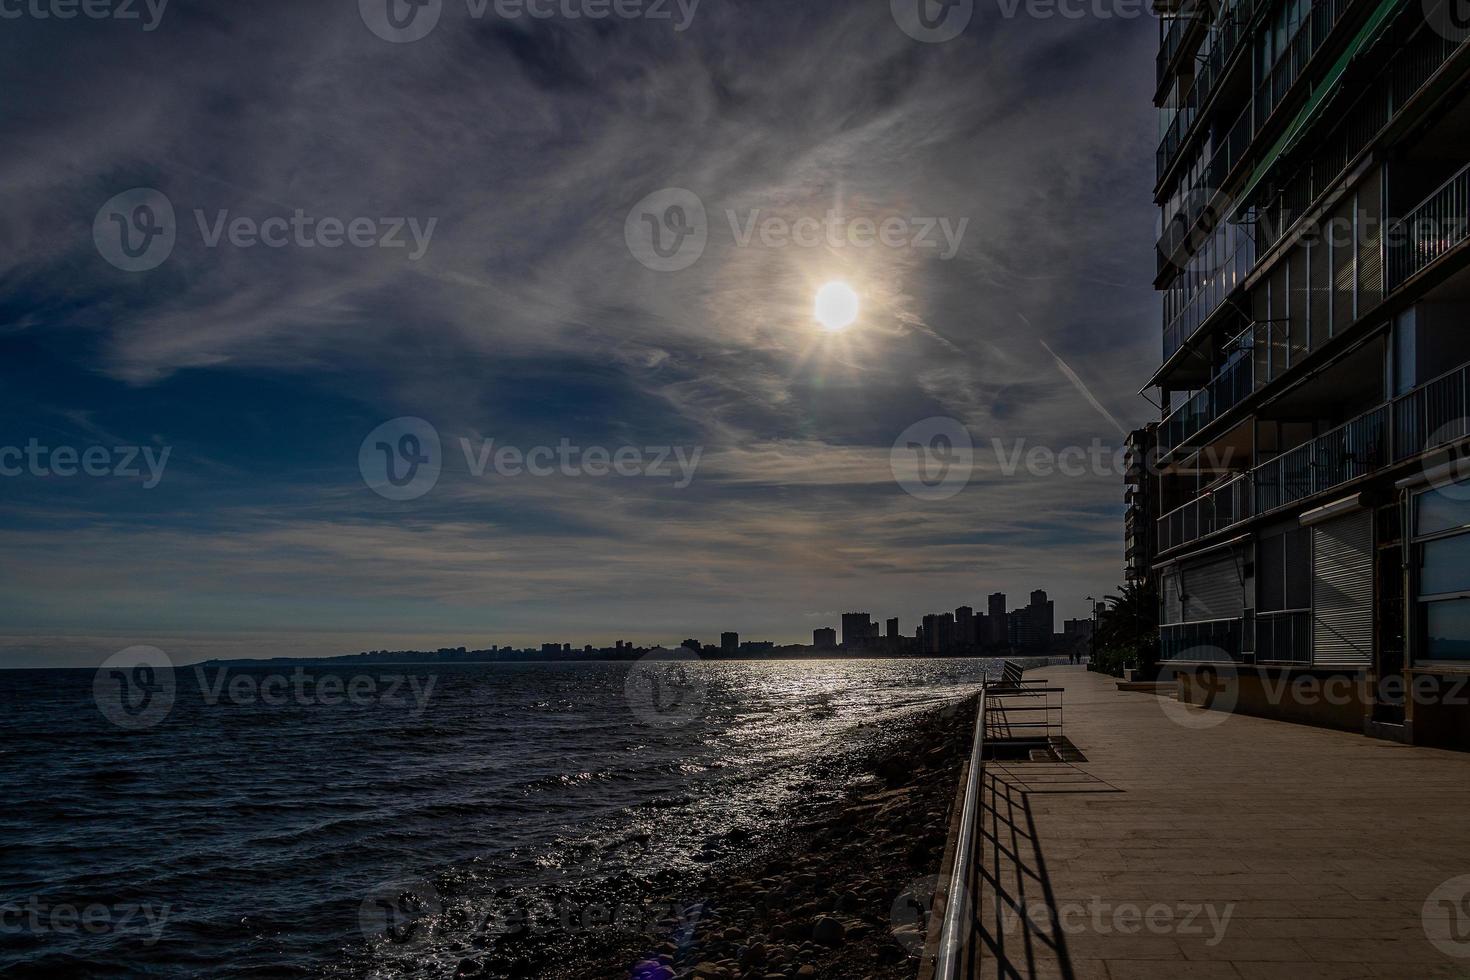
[1392,359,1470,463]
[1159,348,1256,453]
[1254,0,1351,131]
[1252,404,1387,513]
[1156,0,1257,181]
[1161,617,1246,663]
[1157,105,1253,263]
[1386,162,1470,290]
[1249,14,1468,259]
[1157,472,1252,553]
[1156,359,1470,556]
[1255,609,1312,663]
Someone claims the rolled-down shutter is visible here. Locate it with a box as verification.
[1313,509,1373,667]
[1182,553,1245,622]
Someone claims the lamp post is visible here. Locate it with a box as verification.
[1085,595,1099,667]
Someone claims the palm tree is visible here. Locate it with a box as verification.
[1091,579,1159,676]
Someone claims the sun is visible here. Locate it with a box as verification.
[814,281,860,332]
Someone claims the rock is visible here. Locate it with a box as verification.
[796,966,817,978]
[811,915,845,946]
[454,958,484,978]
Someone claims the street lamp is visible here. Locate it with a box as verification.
[1085,595,1099,667]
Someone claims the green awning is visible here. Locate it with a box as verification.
[1232,0,1407,217]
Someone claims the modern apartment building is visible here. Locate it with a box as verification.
[1150,0,1470,746]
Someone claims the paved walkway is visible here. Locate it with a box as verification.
[973,665,1470,980]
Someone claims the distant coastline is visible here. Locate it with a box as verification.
[192,646,1061,668]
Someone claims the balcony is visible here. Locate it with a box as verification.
[1155,0,1257,182]
[1155,357,1470,557]
[1254,609,1312,663]
[1254,0,1352,132]
[1248,12,1467,260]
[1253,404,1388,513]
[1159,347,1256,454]
[1157,105,1253,264]
[1386,162,1470,290]
[1161,617,1245,663]
[1157,472,1252,553]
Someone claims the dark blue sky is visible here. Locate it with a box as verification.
[1,0,1160,666]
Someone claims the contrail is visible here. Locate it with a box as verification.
[1023,315,1129,437]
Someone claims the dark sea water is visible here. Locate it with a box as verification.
[0,657,1013,978]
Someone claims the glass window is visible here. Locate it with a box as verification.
[1421,534,1470,597]
[1424,598,1470,660]
[1417,484,1470,538]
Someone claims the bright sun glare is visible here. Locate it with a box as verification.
[814,281,860,332]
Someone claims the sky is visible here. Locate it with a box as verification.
[0,0,1161,667]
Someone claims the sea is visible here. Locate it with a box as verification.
[0,657,1020,977]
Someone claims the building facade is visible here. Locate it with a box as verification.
[1150,0,1470,745]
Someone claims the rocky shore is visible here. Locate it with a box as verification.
[458,693,977,980]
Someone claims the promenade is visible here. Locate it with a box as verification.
[971,665,1470,979]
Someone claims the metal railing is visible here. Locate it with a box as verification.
[1156,0,1257,181]
[1157,472,1252,552]
[1159,349,1256,453]
[1254,0,1351,131]
[1161,617,1246,662]
[1386,162,1470,290]
[1252,404,1388,512]
[934,667,1066,979]
[1156,358,1470,556]
[1255,609,1311,663]
[1248,13,1468,257]
[1392,359,1470,462]
[933,685,986,980]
